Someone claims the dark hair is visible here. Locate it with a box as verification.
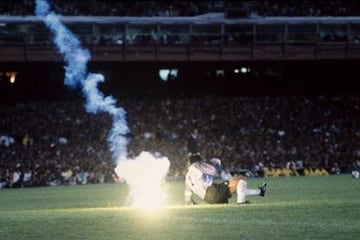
[189,154,201,164]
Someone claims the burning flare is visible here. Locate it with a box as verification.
[115,152,170,209]
[35,0,170,208]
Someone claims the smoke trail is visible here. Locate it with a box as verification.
[35,0,129,163]
[35,1,171,208]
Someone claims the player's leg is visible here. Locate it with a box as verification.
[227,176,247,194]
[184,186,195,205]
[236,179,267,204]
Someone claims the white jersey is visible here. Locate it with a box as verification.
[185,161,218,200]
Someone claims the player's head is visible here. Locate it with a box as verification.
[210,158,222,173]
[191,128,198,138]
[189,153,201,164]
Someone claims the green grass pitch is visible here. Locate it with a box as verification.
[0,175,359,240]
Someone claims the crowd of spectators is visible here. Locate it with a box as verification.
[247,0,360,17]
[1,95,360,188]
[1,1,360,17]
[1,1,360,47]
[0,0,218,17]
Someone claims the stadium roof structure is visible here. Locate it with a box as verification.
[2,15,360,24]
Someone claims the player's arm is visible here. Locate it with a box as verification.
[184,173,195,205]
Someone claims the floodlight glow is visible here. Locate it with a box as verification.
[6,72,17,84]
[159,69,170,81]
[216,69,224,77]
[159,69,178,82]
[240,67,247,74]
[169,69,178,78]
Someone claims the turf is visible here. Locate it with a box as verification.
[0,175,359,240]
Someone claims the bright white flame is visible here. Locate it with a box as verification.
[115,151,170,209]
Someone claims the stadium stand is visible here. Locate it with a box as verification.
[1,1,360,17]
[1,96,360,188]
[1,1,360,188]
[1,1,360,62]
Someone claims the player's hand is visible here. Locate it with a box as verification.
[185,199,197,205]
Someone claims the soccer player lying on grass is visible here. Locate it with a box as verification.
[184,157,267,205]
